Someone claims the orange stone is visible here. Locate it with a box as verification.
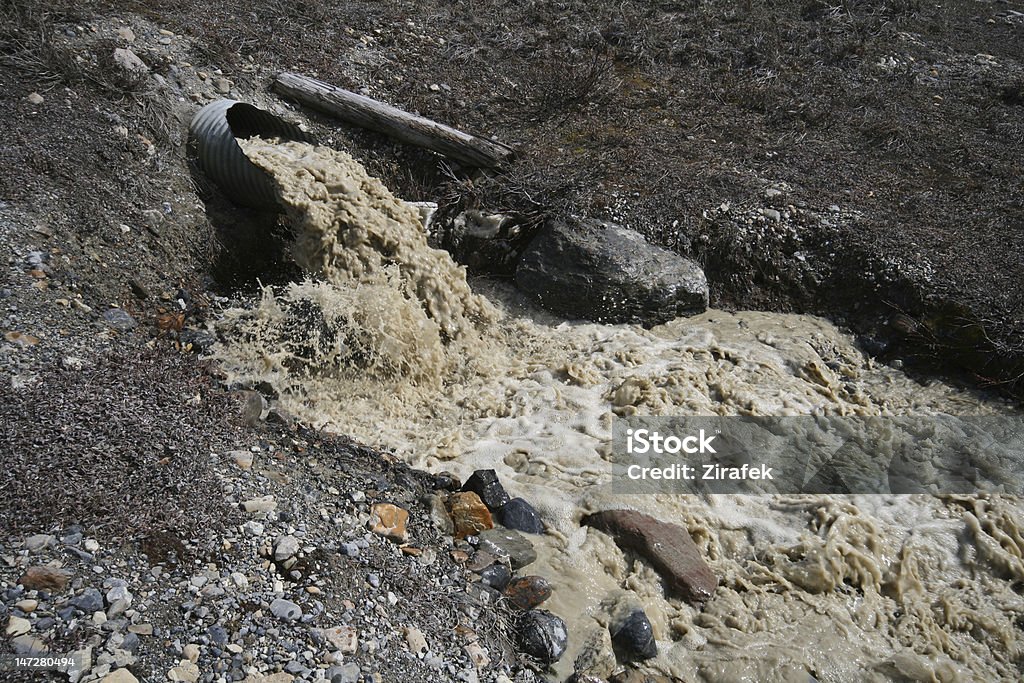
[368,503,409,543]
[4,331,39,347]
[448,492,494,539]
[19,566,70,593]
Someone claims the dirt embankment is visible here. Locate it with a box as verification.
[5,0,1024,391]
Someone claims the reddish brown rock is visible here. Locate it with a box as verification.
[466,551,497,572]
[448,492,494,539]
[368,503,409,543]
[19,566,71,593]
[504,575,552,610]
[581,509,717,604]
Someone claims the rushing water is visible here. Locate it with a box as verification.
[213,138,1024,681]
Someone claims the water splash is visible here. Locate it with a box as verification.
[212,138,1024,681]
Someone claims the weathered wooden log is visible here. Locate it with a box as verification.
[273,72,515,169]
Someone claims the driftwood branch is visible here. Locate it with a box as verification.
[273,72,515,169]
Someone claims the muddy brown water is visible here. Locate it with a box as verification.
[212,139,1024,682]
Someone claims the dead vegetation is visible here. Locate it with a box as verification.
[1,2,150,96]
[0,1,82,85]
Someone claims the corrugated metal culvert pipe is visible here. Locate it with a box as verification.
[189,99,315,211]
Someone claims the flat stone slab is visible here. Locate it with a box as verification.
[582,509,717,604]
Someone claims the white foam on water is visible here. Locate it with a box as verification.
[213,139,1024,681]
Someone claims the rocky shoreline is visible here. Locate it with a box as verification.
[3,420,719,683]
[1,422,538,683]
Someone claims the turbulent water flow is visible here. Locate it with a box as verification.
[213,138,1024,681]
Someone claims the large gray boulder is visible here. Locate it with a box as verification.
[515,219,708,325]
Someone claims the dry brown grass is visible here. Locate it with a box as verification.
[1,1,151,95]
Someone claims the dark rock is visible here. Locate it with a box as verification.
[121,632,140,652]
[857,333,890,357]
[179,328,216,352]
[60,532,83,548]
[266,405,296,426]
[504,575,552,610]
[60,526,84,546]
[452,591,482,620]
[10,635,47,655]
[610,608,657,661]
[516,218,708,326]
[208,625,228,648]
[582,509,717,604]
[498,497,544,534]
[129,277,150,299]
[431,471,462,492]
[65,547,95,563]
[462,469,510,510]
[285,661,310,675]
[478,527,537,570]
[393,467,426,494]
[466,582,504,608]
[103,617,128,632]
[478,563,512,591]
[517,609,568,665]
[466,551,498,573]
[440,210,532,277]
[70,588,104,614]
